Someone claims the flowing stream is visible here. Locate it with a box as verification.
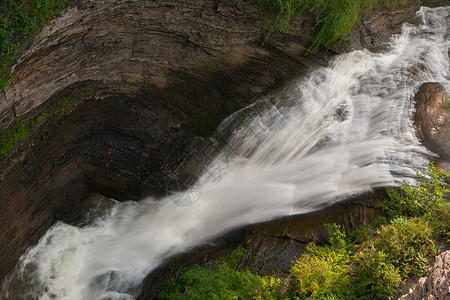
[2,6,449,300]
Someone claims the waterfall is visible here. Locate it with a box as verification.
[2,6,449,300]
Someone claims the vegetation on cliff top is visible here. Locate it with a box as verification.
[0,0,67,91]
[256,0,393,50]
[159,164,450,299]
[256,0,441,51]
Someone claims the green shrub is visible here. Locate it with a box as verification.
[288,224,351,300]
[347,216,387,245]
[350,217,435,299]
[343,217,435,299]
[373,217,435,277]
[351,246,402,299]
[159,248,281,300]
[380,164,450,238]
[289,248,351,299]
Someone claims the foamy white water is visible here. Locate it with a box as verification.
[2,6,449,300]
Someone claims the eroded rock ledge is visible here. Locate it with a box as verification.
[0,0,426,283]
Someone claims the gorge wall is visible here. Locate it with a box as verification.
[0,0,430,284]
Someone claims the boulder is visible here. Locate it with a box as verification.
[415,82,450,159]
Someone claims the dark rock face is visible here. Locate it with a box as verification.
[0,0,429,285]
[415,82,450,159]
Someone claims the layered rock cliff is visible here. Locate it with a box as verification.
[0,0,431,285]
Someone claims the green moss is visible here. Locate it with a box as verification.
[0,118,31,159]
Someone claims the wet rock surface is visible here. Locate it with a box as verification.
[347,0,423,51]
[0,0,434,286]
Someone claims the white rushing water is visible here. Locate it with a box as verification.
[2,6,449,300]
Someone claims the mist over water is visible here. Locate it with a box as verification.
[2,6,449,300]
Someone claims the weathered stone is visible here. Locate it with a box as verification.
[398,250,450,300]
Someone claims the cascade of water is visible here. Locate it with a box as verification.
[2,6,449,300]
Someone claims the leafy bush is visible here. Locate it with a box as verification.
[347,216,387,245]
[159,248,281,300]
[380,164,450,238]
[350,217,435,299]
[373,217,435,277]
[289,245,351,299]
[286,224,351,299]
[351,246,402,299]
